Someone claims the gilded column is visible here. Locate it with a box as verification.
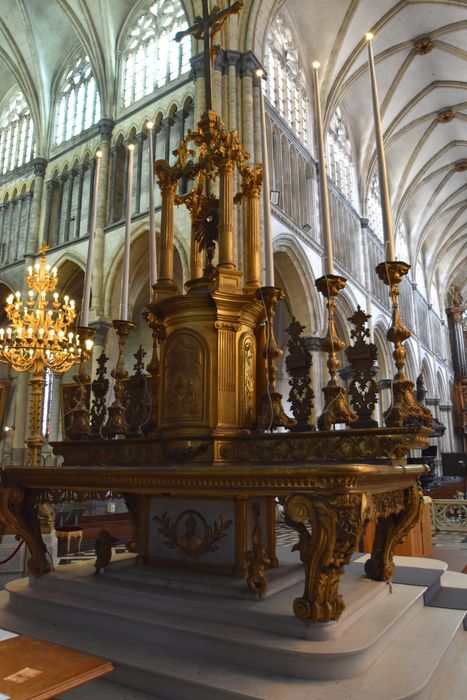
[242,165,262,291]
[154,162,178,296]
[90,118,114,321]
[218,156,235,269]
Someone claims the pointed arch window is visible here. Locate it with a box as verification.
[123,0,191,108]
[55,55,101,146]
[326,107,356,206]
[366,173,384,241]
[265,14,309,144]
[395,220,409,263]
[0,92,36,174]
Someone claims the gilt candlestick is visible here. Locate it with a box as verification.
[67,326,95,439]
[315,274,357,430]
[256,287,296,431]
[104,320,135,437]
[376,261,432,428]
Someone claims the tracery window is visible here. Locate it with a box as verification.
[395,220,409,263]
[55,55,101,146]
[366,173,384,241]
[326,107,356,205]
[266,14,309,144]
[415,252,427,298]
[0,92,35,174]
[123,0,191,108]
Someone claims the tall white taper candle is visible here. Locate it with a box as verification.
[146,121,157,291]
[366,33,396,261]
[312,62,334,275]
[120,143,134,321]
[256,68,274,287]
[81,149,102,327]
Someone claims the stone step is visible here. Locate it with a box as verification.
[5,565,427,680]
[0,588,465,700]
[58,678,162,699]
[428,626,467,700]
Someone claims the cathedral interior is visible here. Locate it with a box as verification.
[0,1,466,698]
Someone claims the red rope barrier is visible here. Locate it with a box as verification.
[0,539,24,565]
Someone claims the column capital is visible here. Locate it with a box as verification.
[190,53,204,79]
[439,404,452,412]
[78,162,89,175]
[240,51,262,78]
[379,379,392,390]
[25,190,34,201]
[360,217,369,229]
[304,335,323,353]
[425,397,440,406]
[45,179,55,191]
[136,131,147,144]
[32,157,48,178]
[224,50,241,71]
[162,116,176,129]
[98,118,115,141]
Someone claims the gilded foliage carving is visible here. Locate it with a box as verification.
[239,333,256,426]
[163,332,205,422]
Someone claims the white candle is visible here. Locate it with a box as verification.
[81,149,102,327]
[146,121,158,291]
[255,69,274,287]
[366,33,396,261]
[312,62,334,275]
[121,143,134,321]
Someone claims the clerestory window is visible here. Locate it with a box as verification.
[266,14,309,144]
[366,172,384,241]
[55,55,101,146]
[122,0,191,108]
[326,107,356,206]
[0,92,36,174]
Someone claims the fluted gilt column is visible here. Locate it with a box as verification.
[242,165,262,292]
[154,161,178,297]
[90,118,114,321]
[218,156,235,269]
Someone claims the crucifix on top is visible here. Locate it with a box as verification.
[175,0,243,113]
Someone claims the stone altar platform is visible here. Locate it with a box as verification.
[0,546,465,699]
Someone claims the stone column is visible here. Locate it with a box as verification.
[135,132,146,214]
[14,194,25,260]
[54,174,67,246]
[191,54,205,124]
[64,168,77,241]
[212,52,223,116]
[226,51,239,132]
[26,158,47,255]
[108,146,118,224]
[162,116,175,163]
[0,204,5,263]
[11,372,29,465]
[75,162,88,238]
[90,118,114,322]
[240,53,255,158]
[7,199,17,263]
[43,180,54,246]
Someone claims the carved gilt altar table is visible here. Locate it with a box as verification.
[0,459,426,624]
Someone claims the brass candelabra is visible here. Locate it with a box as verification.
[376,261,432,428]
[104,319,135,437]
[315,274,357,430]
[0,245,93,465]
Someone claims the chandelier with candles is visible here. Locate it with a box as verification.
[0,243,93,466]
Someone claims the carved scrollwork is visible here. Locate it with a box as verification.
[0,487,50,577]
[285,492,365,623]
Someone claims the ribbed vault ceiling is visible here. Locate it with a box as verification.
[0,0,465,302]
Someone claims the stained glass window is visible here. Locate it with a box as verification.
[265,14,309,144]
[123,0,191,108]
[55,55,101,146]
[0,92,36,174]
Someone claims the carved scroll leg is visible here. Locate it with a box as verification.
[124,493,147,564]
[0,487,50,577]
[364,485,423,582]
[285,493,365,623]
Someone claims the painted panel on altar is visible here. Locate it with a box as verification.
[148,498,235,566]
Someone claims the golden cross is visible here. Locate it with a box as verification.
[175,1,243,112]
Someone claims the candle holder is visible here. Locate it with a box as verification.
[90,350,109,437]
[376,261,433,428]
[67,326,95,439]
[256,287,296,431]
[103,319,135,438]
[143,310,165,434]
[315,275,357,430]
